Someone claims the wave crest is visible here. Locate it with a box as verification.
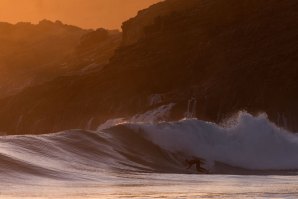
[0,112,297,182]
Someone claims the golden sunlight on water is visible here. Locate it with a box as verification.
[1,174,297,199]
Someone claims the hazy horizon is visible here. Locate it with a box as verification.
[0,0,162,30]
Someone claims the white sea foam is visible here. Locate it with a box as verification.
[0,111,297,183]
[97,103,174,130]
[128,112,298,170]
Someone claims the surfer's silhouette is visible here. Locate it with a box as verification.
[185,158,208,173]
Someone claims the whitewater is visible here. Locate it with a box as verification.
[0,111,298,198]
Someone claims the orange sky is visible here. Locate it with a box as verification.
[0,0,162,30]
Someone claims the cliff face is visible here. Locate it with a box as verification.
[121,0,200,46]
[1,0,298,134]
[0,20,122,98]
[0,20,88,97]
[68,28,121,72]
[116,0,298,129]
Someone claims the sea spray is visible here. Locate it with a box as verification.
[0,112,297,183]
[128,112,298,170]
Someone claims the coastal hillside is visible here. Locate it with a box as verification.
[0,20,87,97]
[0,0,298,134]
[0,20,121,98]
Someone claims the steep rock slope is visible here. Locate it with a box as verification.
[67,28,121,73]
[0,20,88,97]
[114,0,298,130]
[0,20,121,98]
[1,0,298,134]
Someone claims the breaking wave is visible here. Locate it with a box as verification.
[0,112,297,183]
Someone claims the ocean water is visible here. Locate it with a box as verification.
[0,112,297,198]
[1,174,298,198]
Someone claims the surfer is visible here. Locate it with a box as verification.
[185,158,208,173]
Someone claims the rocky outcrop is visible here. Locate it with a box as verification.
[68,28,121,72]
[0,20,121,98]
[121,0,200,46]
[1,0,298,134]
[117,0,298,130]
[0,20,88,97]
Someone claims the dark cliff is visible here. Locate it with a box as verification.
[121,0,200,46]
[68,28,121,72]
[118,0,298,129]
[1,0,298,134]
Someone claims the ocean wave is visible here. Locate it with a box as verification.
[0,112,297,182]
[125,112,298,172]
